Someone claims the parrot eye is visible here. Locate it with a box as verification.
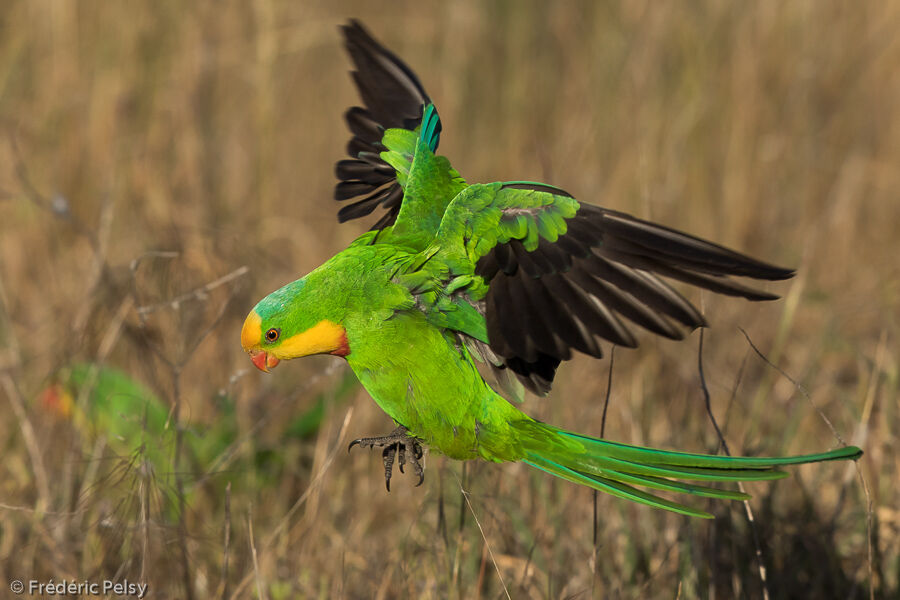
[265,328,280,343]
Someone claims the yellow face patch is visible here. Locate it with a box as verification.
[273,320,349,359]
[241,310,263,350]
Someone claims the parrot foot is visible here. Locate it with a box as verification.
[348,425,425,491]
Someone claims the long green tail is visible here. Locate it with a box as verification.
[513,421,862,518]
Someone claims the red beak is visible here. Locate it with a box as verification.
[249,350,280,373]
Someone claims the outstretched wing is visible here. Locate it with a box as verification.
[335,20,431,230]
[431,183,794,395]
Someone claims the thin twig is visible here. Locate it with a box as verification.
[1,375,51,513]
[0,267,50,511]
[738,328,847,445]
[220,482,232,600]
[136,266,249,317]
[196,360,345,488]
[228,409,353,600]
[0,502,79,516]
[697,330,769,600]
[139,465,150,586]
[856,464,876,600]
[62,296,134,527]
[739,327,874,599]
[128,261,250,600]
[593,345,615,595]
[172,365,195,600]
[474,542,488,600]
[184,293,238,363]
[263,408,353,545]
[697,332,728,447]
[129,250,180,274]
[458,462,468,533]
[600,346,615,438]
[720,351,748,445]
[456,476,512,600]
[10,132,99,251]
[437,460,448,547]
[248,507,266,600]
[452,462,467,594]
[0,272,21,372]
[71,187,115,341]
[70,296,133,421]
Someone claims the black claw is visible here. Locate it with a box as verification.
[382,444,396,493]
[348,426,425,491]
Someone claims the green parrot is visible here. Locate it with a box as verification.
[41,362,173,472]
[240,21,861,518]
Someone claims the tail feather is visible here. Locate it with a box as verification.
[419,103,442,152]
[526,455,724,518]
[514,421,862,518]
[568,453,791,482]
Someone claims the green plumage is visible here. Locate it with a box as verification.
[42,363,173,470]
[243,21,861,517]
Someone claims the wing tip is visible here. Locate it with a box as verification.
[335,19,431,230]
[340,18,370,41]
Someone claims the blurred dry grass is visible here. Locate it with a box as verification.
[0,1,897,598]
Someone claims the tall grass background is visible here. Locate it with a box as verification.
[0,1,897,598]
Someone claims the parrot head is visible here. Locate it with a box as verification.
[241,277,350,373]
[40,382,74,419]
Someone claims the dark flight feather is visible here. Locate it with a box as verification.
[336,20,432,230]
[476,202,793,395]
